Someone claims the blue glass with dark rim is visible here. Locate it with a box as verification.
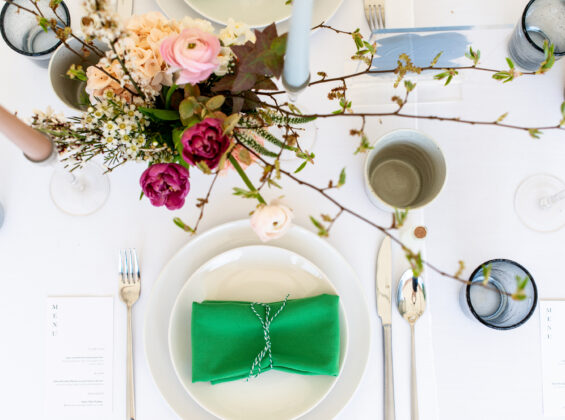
[0,0,70,60]
[508,0,565,70]
[466,259,538,330]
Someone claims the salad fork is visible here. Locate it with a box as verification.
[364,0,386,32]
[119,249,141,420]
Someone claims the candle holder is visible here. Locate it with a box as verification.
[279,75,318,161]
[27,143,110,216]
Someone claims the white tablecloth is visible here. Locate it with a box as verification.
[1,1,564,419]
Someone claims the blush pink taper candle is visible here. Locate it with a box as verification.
[0,105,53,161]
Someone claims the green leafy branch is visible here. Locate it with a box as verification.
[392,208,409,229]
[512,276,530,300]
[321,167,347,191]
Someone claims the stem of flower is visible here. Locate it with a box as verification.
[228,154,267,205]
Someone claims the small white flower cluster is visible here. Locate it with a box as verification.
[31,107,66,126]
[81,0,124,44]
[83,91,150,160]
[216,19,257,77]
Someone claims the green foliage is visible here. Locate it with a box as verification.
[255,128,297,152]
[233,187,263,200]
[349,128,372,155]
[511,275,530,300]
[310,216,329,237]
[464,47,480,66]
[206,95,225,110]
[434,68,458,85]
[178,97,198,126]
[294,160,308,173]
[66,64,87,81]
[481,264,492,286]
[338,168,346,187]
[404,248,423,278]
[173,217,194,233]
[393,208,408,228]
[164,84,178,109]
[222,113,241,135]
[492,57,520,83]
[237,132,279,157]
[528,128,542,139]
[496,112,508,123]
[229,154,266,204]
[430,51,443,67]
[294,151,315,173]
[351,28,376,66]
[333,97,352,114]
[404,80,416,92]
[37,16,50,33]
[260,110,316,125]
[138,107,180,121]
[536,41,555,74]
[171,128,189,170]
[560,102,565,127]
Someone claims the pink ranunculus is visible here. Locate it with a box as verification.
[140,163,190,210]
[159,27,220,85]
[250,201,294,242]
[181,118,231,170]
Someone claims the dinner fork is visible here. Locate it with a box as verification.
[119,249,141,420]
[364,0,386,32]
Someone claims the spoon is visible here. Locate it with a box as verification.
[397,269,426,420]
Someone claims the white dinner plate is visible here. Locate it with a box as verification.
[169,245,348,420]
[156,0,344,32]
[144,220,371,419]
[184,0,292,27]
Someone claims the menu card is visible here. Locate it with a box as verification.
[540,300,565,417]
[45,296,113,419]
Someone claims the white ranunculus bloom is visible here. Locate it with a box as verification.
[250,201,294,242]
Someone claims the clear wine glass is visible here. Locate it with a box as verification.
[514,173,565,232]
[31,146,110,216]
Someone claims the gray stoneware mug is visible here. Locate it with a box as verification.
[363,129,447,212]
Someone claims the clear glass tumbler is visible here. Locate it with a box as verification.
[508,0,565,70]
[462,259,538,330]
[0,0,70,60]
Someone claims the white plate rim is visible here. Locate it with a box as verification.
[156,0,345,32]
[167,244,349,420]
[143,219,371,419]
[183,0,292,28]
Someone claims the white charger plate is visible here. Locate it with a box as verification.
[169,245,348,420]
[144,220,370,419]
[185,0,292,27]
[156,0,344,31]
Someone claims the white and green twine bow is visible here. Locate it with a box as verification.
[248,294,290,379]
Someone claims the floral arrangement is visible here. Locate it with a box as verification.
[11,0,565,298]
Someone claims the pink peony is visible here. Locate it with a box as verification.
[181,118,231,170]
[140,163,190,210]
[159,28,220,85]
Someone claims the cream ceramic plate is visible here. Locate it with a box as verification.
[185,0,291,27]
[169,245,348,420]
[144,220,370,419]
[156,0,344,31]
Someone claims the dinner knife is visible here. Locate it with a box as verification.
[116,0,133,18]
[376,236,395,420]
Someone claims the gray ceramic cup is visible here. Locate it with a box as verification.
[363,129,447,211]
[48,38,102,111]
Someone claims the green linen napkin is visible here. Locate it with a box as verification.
[191,293,340,384]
